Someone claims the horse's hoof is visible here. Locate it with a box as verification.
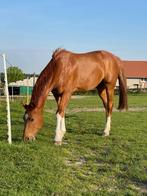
[103,133,109,137]
[54,141,62,145]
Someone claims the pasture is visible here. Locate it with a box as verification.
[0,94,147,195]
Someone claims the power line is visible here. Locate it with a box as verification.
[0,54,14,67]
[5,58,14,67]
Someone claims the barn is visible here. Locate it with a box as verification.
[123,61,147,90]
[8,77,37,95]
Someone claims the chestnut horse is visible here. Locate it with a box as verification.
[23,49,128,145]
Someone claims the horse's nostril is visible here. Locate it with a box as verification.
[24,137,29,142]
[24,136,36,142]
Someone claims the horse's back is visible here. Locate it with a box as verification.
[52,49,122,92]
[55,49,122,72]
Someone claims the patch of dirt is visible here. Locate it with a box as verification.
[133,182,147,194]
[45,107,147,114]
[65,156,87,166]
[47,95,88,100]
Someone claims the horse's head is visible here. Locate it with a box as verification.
[23,104,43,141]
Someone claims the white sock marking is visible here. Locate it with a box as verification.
[55,113,66,142]
[104,116,111,136]
[55,113,62,132]
[60,117,66,133]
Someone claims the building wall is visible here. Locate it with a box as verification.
[20,86,33,95]
[116,78,147,89]
[126,78,140,89]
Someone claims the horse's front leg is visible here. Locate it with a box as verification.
[54,92,71,145]
[55,113,66,145]
[103,86,114,136]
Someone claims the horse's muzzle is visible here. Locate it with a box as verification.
[23,136,36,142]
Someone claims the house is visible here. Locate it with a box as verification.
[123,61,147,90]
[115,61,147,90]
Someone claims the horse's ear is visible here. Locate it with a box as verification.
[23,104,29,110]
[30,102,36,109]
[23,103,36,111]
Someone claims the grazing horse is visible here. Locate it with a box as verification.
[23,49,128,145]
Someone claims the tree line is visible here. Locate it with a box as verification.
[0,66,34,87]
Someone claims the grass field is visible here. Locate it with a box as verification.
[0,94,147,195]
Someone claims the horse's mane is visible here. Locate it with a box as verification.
[27,60,52,110]
[52,48,65,59]
[25,48,66,110]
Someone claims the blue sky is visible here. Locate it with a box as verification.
[0,0,147,73]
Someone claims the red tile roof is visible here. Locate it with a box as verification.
[123,61,147,78]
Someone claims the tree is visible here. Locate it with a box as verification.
[0,72,4,86]
[7,66,25,83]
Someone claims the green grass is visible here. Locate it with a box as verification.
[0,94,147,195]
[46,93,147,111]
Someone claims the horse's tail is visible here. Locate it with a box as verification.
[118,64,128,110]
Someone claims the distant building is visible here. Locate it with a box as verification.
[115,61,147,90]
[8,77,37,95]
[123,61,147,90]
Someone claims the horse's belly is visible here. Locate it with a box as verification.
[76,71,103,91]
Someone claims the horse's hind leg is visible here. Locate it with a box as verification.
[103,84,115,136]
[54,92,71,145]
[97,82,114,136]
[97,83,108,134]
[97,83,107,113]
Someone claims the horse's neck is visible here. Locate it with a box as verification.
[36,87,52,109]
[31,83,53,111]
[30,61,54,109]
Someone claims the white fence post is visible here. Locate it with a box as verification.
[27,77,29,104]
[3,54,12,144]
